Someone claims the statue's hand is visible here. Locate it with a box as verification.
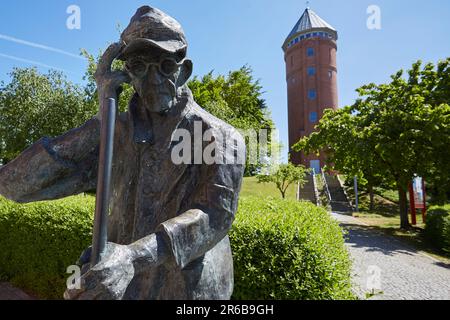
[95,42,131,101]
[64,242,136,300]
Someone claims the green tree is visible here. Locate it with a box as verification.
[188,66,273,131]
[257,163,308,199]
[295,58,450,229]
[295,107,385,211]
[188,66,275,175]
[0,68,96,163]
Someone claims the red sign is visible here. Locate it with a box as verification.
[409,177,427,225]
[413,177,425,209]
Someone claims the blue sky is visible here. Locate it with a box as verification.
[1,0,450,160]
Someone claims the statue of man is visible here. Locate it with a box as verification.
[0,6,245,300]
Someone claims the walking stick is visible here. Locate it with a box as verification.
[91,98,116,266]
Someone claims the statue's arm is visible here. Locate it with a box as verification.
[0,118,100,203]
[156,168,244,269]
[128,162,244,272]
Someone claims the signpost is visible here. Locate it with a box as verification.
[354,176,359,212]
[408,176,427,225]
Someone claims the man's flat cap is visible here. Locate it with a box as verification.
[118,6,187,60]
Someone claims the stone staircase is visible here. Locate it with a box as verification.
[298,174,317,204]
[325,175,353,213]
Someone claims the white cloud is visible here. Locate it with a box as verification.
[0,53,69,72]
[0,33,85,60]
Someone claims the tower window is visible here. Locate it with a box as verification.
[308,66,316,76]
[307,47,314,57]
[328,70,333,78]
[308,89,317,100]
[309,112,318,123]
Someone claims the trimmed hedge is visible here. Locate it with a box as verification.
[230,196,353,300]
[424,205,450,254]
[0,195,354,300]
[0,195,94,299]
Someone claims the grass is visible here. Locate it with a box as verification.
[240,176,298,200]
[373,187,399,204]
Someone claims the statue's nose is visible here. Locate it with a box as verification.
[147,66,164,85]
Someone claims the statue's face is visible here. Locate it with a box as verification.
[125,49,190,114]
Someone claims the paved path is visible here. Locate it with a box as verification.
[332,212,450,300]
[0,282,35,300]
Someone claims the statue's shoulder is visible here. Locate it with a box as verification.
[177,88,244,145]
[187,101,243,141]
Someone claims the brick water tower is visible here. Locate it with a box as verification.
[282,7,338,173]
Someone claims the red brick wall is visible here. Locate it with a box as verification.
[284,35,338,168]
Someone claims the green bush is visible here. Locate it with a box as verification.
[424,205,450,254]
[0,195,354,300]
[230,196,354,300]
[0,195,93,299]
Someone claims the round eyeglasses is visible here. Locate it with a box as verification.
[125,57,185,78]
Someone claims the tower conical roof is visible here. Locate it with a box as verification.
[283,8,337,50]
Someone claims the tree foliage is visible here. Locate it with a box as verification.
[188,66,275,175]
[0,68,97,163]
[295,58,450,228]
[257,163,308,199]
[188,66,273,131]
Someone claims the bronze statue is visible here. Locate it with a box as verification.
[0,6,245,300]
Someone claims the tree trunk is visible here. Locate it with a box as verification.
[398,184,410,229]
[368,184,375,211]
[280,189,286,199]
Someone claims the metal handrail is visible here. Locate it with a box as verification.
[322,171,332,202]
[311,171,321,207]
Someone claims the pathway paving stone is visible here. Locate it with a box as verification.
[332,212,450,300]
